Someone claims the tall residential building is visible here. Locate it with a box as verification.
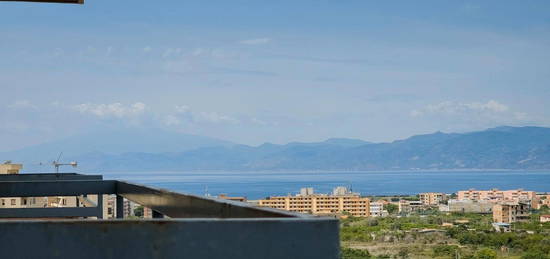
[257,187,370,217]
[419,192,447,205]
[457,188,538,208]
[493,202,530,223]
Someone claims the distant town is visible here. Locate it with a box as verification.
[2,162,548,227]
[217,186,549,228]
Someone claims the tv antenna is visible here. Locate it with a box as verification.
[52,152,78,174]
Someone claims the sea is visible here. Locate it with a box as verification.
[102,170,550,200]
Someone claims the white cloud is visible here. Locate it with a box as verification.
[167,105,240,125]
[195,111,240,124]
[8,100,37,110]
[162,114,182,126]
[408,100,543,129]
[239,38,271,45]
[412,100,509,117]
[175,105,190,113]
[74,102,146,118]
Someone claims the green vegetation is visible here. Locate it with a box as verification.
[385,204,398,215]
[340,208,550,258]
[134,205,144,217]
[475,248,497,259]
[341,247,371,259]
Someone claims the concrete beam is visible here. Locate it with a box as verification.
[0,207,99,218]
[0,173,102,182]
[0,180,116,197]
[116,181,306,218]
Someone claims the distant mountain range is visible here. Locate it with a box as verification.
[3,126,550,172]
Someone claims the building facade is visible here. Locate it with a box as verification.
[369,202,387,217]
[493,202,530,223]
[398,200,424,213]
[0,162,22,174]
[448,199,495,213]
[419,192,447,205]
[458,189,538,208]
[257,187,370,217]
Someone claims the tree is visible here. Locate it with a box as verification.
[386,203,398,214]
[341,247,371,259]
[475,248,497,259]
[134,206,144,217]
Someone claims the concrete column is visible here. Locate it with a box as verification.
[96,194,103,219]
[116,195,124,219]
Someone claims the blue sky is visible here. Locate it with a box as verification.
[1,0,549,151]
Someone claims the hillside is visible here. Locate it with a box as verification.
[5,126,550,172]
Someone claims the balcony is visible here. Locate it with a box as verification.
[0,173,339,259]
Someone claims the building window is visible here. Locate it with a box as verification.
[1,199,4,206]
[11,199,16,206]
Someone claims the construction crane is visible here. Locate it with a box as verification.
[52,152,78,174]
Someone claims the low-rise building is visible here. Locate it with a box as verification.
[257,187,370,217]
[540,215,550,223]
[419,192,447,205]
[217,194,247,202]
[493,202,530,223]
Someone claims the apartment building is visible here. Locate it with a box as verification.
[369,201,387,217]
[0,163,109,218]
[257,187,370,217]
[458,188,538,208]
[493,202,530,223]
[419,192,447,205]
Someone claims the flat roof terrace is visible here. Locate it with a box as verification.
[0,173,339,259]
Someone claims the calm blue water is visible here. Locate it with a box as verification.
[102,170,550,200]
